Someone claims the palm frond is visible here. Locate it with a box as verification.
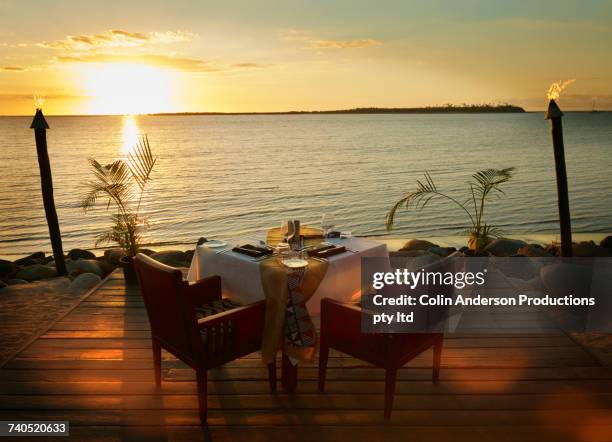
[386,171,474,231]
[471,167,515,199]
[128,136,157,191]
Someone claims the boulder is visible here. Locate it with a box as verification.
[399,239,439,252]
[540,262,593,298]
[96,259,115,276]
[68,248,96,260]
[151,250,190,267]
[483,238,527,257]
[104,248,125,265]
[7,278,28,285]
[66,259,104,277]
[0,259,16,277]
[15,264,58,282]
[572,241,609,257]
[14,251,46,267]
[389,250,442,270]
[516,244,552,258]
[70,273,102,292]
[600,235,612,252]
[429,246,456,257]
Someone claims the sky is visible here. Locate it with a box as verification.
[1,0,611,115]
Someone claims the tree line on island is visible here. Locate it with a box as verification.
[151,103,525,116]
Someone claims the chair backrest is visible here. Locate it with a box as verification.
[133,253,199,361]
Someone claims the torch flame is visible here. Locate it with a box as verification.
[546,79,575,101]
[33,93,46,109]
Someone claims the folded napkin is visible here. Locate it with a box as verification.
[308,245,346,258]
[232,244,273,258]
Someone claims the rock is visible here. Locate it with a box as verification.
[483,238,527,257]
[68,248,96,260]
[96,259,115,276]
[7,278,28,285]
[70,273,102,292]
[66,259,104,277]
[197,237,208,246]
[389,250,442,270]
[429,246,456,257]
[544,243,560,257]
[572,241,609,257]
[516,244,552,258]
[0,280,6,289]
[184,249,194,262]
[104,248,125,265]
[15,264,58,282]
[459,246,469,253]
[14,251,46,267]
[0,259,16,277]
[600,236,612,252]
[150,250,190,267]
[540,262,593,298]
[399,239,439,252]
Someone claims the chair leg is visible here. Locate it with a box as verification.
[268,361,277,393]
[152,338,162,387]
[196,369,208,425]
[433,338,443,383]
[318,342,329,392]
[384,368,397,421]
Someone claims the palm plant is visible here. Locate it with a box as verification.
[386,168,515,252]
[80,136,157,256]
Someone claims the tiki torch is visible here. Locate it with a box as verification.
[31,108,68,275]
[545,98,573,257]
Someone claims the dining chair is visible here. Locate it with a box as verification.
[133,253,276,424]
[318,297,443,420]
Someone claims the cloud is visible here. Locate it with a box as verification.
[282,29,382,50]
[0,92,87,100]
[2,66,25,71]
[310,39,382,49]
[37,29,195,51]
[54,53,270,73]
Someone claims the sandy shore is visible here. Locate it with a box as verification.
[0,277,100,366]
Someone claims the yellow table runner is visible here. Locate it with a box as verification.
[260,226,327,363]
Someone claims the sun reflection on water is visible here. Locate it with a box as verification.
[121,115,140,156]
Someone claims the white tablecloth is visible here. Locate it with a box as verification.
[187,237,388,314]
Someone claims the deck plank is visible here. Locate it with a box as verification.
[1,269,610,441]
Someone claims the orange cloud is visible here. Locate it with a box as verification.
[54,53,270,72]
[37,29,195,50]
[310,39,382,49]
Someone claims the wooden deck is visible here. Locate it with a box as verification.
[1,270,611,441]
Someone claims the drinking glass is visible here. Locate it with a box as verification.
[321,213,335,238]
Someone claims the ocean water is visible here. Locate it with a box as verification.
[1,112,611,259]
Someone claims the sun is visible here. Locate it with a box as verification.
[82,63,174,115]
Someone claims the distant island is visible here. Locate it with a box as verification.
[151,104,526,116]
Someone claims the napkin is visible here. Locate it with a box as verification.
[232,244,273,258]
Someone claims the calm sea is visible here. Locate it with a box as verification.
[1,113,611,259]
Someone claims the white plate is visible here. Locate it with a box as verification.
[205,240,227,248]
[282,258,309,269]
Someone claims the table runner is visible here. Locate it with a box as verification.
[260,256,328,363]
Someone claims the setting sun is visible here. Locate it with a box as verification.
[81,63,174,115]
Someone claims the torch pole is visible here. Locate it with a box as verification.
[30,109,68,275]
[545,99,573,257]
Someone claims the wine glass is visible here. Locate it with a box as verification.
[321,213,335,238]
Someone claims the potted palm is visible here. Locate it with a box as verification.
[80,136,157,282]
[386,168,514,254]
